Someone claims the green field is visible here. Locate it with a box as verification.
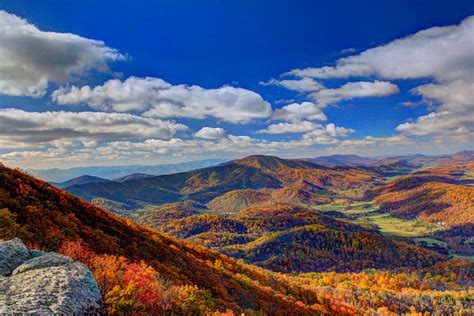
[316,203,347,212]
[319,201,440,237]
[353,212,440,236]
[462,170,474,181]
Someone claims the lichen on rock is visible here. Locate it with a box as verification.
[0,237,104,314]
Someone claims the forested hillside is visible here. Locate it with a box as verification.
[65,155,378,207]
[367,161,474,226]
[1,164,473,314]
[67,153,474,264]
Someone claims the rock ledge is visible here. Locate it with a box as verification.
[0,238,103,314]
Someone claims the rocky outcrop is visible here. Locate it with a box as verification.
[0,238,104,314]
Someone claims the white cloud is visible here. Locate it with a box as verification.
[1,121,356,168]
[310,81,399,106]
[397,110,474,137]
[269,82,397,125]
[256,121,319,134]
[0,108,187,148]
[272,101,327,122]
[52,77,171,111]
[259,77,324,92]
[396,79,474,140]
[334,135,414,150]
[286,16,474,143]
[0,10,124,97]
[52,76,273,124]
[300,123,354,145]
[108,125,352,154]
[319,134,432,156]
[287,16,474,83]
[194,127,226,139]
[411,80,473,114]
[0,147,65,159]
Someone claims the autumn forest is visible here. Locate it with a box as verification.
[1,151,473,314]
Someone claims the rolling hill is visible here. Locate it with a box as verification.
[62,154,474,265]
[65,155,378,209]
[207,180,333,213]
[225,224,443,273]
[304,151,474,176]
[0,164,472,314]
[0,163,331,314]
[366,162,474,227]
[305,154,378,166]
[114,173,154,182]
[51,175,112,189]
[155,204,445,273]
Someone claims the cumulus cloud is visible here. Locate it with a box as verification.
[287,16,474,142]
[107,124,352,155]
[310,81,399,106]
[300,123,354,145]
[272,102,327,122]
[53,77,171,111]
[194,127,226,139]
[255,121,353,138]
[52,76,272,123]
[0,108,187,148]
[396,78,474,141]
[287,16,474,82]
[334,135,414,151]
[256,121,319,134]
[0,10,124,97]
[397,110,474,137]
[1,121,355,168]
[259,77,324,92]
[319,134,428,157]
[412,80,474,112]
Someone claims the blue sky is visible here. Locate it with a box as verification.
[0,0,473,168]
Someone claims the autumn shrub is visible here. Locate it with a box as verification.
[60,240,215,315]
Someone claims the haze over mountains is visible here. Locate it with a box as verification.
[39,150,474,187]
[51,175,113,189]
[29,159,226,182]
[305,150,474,167]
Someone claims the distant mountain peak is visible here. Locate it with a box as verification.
[305,154,377,167]
[114,173,154,182]
[235,154,282,162]
[52,175,111,189]
[452,150,474,160]
[234,155,285,167]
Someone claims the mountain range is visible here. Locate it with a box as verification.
[1,151,473,314]
[65,155,378,208]
[62,151,473,268]
[28,159,226,182]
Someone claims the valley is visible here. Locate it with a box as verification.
[64,152,474,267]
[1,151,473,314]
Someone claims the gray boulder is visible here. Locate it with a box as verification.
[0,238,104,314]
[0,238,30,276]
